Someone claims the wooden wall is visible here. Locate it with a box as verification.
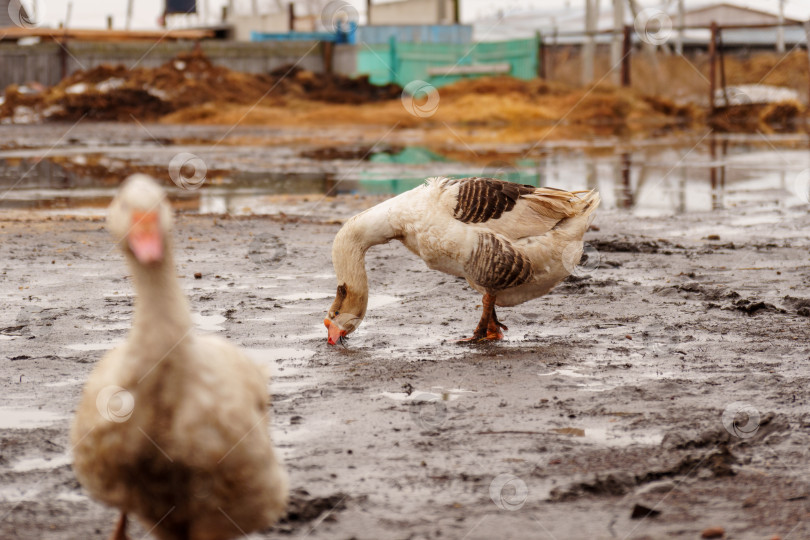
[0,40,333,89]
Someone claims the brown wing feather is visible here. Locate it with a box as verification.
[465,233,532,291]
[449,177,593,235]
[452,177,536,223]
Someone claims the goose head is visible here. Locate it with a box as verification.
[108,174,172,265]
[324,284,367,345]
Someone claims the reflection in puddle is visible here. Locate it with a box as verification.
[0,407,65,429]
[2,135,808,216]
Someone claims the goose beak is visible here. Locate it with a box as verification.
[129,210,163,264]
[324,318,346,346]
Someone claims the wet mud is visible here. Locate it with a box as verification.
[1,195,809,539]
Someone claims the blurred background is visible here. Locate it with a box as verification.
[2,0,810,216]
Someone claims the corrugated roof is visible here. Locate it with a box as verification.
[472,1,807,42]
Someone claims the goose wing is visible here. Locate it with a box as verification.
[437,177,593,240]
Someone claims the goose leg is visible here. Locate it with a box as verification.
[460,293,500,342]
[487,307,508,340]
[109,512,129,540]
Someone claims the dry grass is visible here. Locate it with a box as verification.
[4,48,806,141]
[163,75,701,144]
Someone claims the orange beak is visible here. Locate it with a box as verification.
[128,210,163,264]
[324,318,346,345]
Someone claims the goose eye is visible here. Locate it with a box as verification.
[334,311,340,316]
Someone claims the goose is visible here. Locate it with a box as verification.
[324,176,599,344]
[71,175,288,540]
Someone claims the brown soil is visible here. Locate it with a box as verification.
[1,50,806,140]
[0,50,401,123]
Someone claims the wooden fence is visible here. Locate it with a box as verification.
[0,40,350,89]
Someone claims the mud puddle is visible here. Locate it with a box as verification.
[2,124,809,217]
[1,125,809,539]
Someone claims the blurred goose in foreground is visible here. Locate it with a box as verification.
[71,175,288,540]
[324,176,599,344]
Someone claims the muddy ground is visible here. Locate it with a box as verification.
[1,189,809,540]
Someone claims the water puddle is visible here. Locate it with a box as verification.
[538,368,615,392]
[551,422,663,448]
[274,292,401,311]
[0,407,65,429]
[65,341,120,351]
[379,388,475,402]
[43,378,82,388]
[191,312,226,332]
[11,454,72,472]
[83,322,130,331]
[583,426,663,447]
[367,294,401,310]
[245,347,316,364]
[275,292,333,301]
[244,348,318,399]
[56,491,89,502]
[242,347,320,460]
[2,133,808,215]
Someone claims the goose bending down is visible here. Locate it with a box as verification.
[71,175,288,540]
[324,177,600,344]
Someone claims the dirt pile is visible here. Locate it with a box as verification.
[268,64,402,104]
[2,49,802,136]
[0,50,403,123]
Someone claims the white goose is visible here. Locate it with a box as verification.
[324,177,599,343]
[71,175,288,540]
